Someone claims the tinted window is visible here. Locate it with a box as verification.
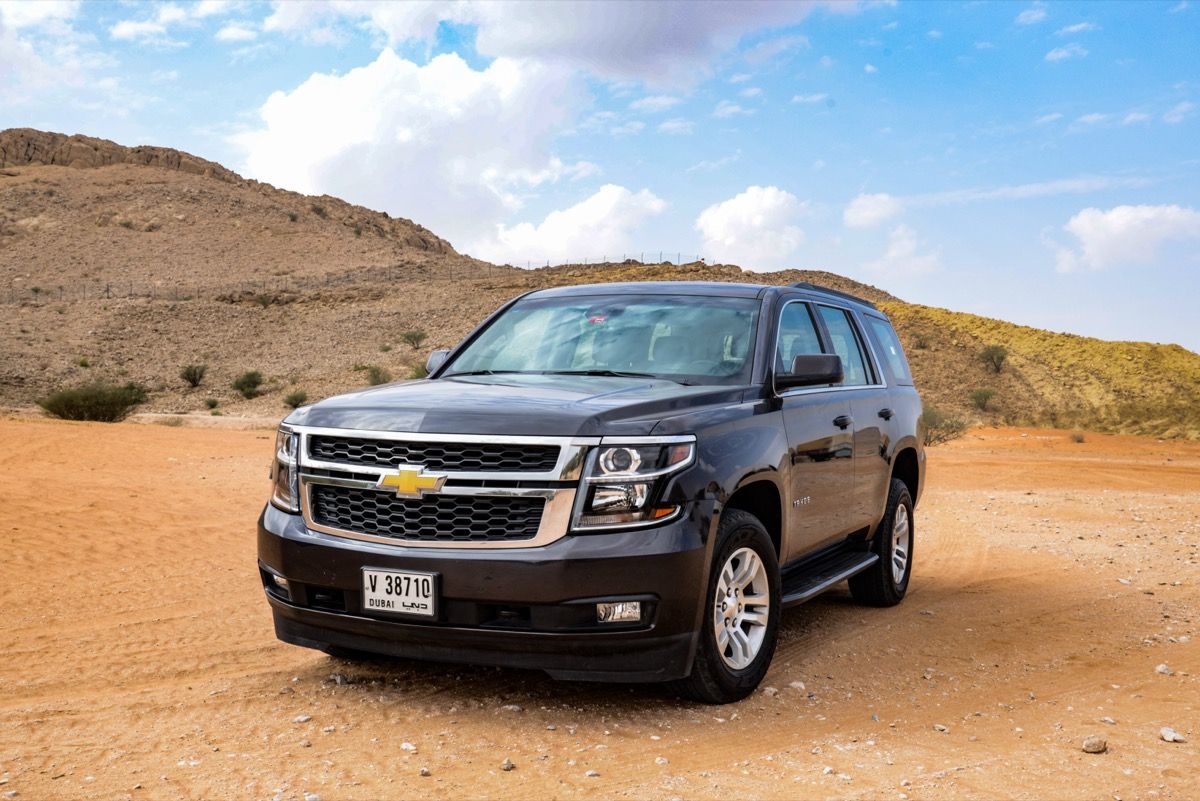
[775,302,824,373]
[817,305,873,386]
[864,316,912,386]
[446,294,760,386]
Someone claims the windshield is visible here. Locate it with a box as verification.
[444,293,761,386]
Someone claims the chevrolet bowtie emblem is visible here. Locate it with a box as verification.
[377,464,448,498]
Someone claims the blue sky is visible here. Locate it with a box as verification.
[2,0,1198,351]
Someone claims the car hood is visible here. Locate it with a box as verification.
[285,374,748,437]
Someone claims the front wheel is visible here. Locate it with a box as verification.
[848,478,914,606]
[670,508,781,704]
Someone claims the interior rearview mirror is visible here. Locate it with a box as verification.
[426,348,451,376]
[776,354,843,391]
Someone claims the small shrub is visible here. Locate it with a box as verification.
[118,220,134,229]
[362,365,392,386]
[204,398,219,409]
[380,344,392,352]
[76,357,90,368]
[158,416,184,427]
[922,406,966,446]
[180,364,207,388]
[233,370,264,399]
[409,363,429,380]
[284,390,309,409]
[912,334,929,350]
[981,344,1008,373]
[254,294,273,308]
[287,211,298,222]
[969,388,996,411]
[210,409,222,416]
[31,286,41,297]
[354,224,362,237]
[38,382,147,422]
[401,330,428,350]
[1071,432,1086,443]
[310,203,327,218]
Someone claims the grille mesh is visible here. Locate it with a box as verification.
[311,485,544,542]
[309,435,559,472]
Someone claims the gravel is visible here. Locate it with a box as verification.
[1081,735,1107,754]
[1160,727,1187,743]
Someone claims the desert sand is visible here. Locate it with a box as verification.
[0,419,1196,800]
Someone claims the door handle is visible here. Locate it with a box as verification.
[878,407,894,420]
[833,415,853,430]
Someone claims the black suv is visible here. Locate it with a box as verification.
[259,281,924,703]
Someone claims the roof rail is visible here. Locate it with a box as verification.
[789,281,877,310]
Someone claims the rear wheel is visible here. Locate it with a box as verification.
[670,508,780,704]
[848,478,913,606]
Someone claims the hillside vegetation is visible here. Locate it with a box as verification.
[2,128,1197,438]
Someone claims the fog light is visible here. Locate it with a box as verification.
[271,574,289,590]
[596,601,641,624]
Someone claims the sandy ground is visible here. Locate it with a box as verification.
[0,419,1196,801]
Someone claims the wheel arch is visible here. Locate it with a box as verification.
[722,477,783,556]
[892,444,920,505]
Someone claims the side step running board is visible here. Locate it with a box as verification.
[780,551,879,607]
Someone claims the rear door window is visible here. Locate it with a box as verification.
[864,316,913,386]
[816,305,874,386]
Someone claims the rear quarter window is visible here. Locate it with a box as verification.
[864,316,914,386]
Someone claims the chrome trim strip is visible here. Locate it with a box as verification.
[296,425,599,481]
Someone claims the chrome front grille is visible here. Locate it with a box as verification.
[295,427,598,549]
[311,485,545,543]
[309,435,559,472]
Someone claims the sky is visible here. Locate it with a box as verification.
[2,0,1198,352]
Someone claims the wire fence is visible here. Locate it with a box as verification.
[2,252,710,305]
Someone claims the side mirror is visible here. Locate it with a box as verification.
[425,348,451,376]
[776,354,843,391]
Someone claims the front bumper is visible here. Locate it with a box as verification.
[257,501,715,682]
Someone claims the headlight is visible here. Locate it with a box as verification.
[573,438,695,530]
[270,426,300,513]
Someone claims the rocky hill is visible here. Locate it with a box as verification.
[2,128,1197,438]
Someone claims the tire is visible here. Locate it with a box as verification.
[669,508,781,704]
[848,478,913,607]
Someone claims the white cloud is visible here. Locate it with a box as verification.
[1122,111,1151,125]
[843,175,1152,229]
[233,49,590,249]
[882,21,898,31]
[261,1,833,86]
[728,72,753,83]
[216,23,257,42]
[472,184,666,264]
[1034,112,1063,124]
[610,120,645,136]
[927,29,942,39]
[843,193,902,228]
[1016,5,1047,25]
[1045,42,1087,62]
[109,2,204,45]
[1169,0,1188,11]
[739,86,763,98]
[792,92,828,104]
[194,0,237,17]
[863,63,877,73]
[1163,101,1196,124]
[657,118,694,135]
[686,150,741,173]
[865,225,940,276]
[629,94,681,113]
[695,185,807,269]
[1056,22,1098,34]
[742,33,809,64]
[818,55,834,67]
[1052,204,1200,272]
[975,41,995,49]
[713,99,751,118]
[812,158,825,171]
[0,0,78,28]
[1075,112,1107,125]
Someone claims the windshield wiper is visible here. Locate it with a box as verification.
[542,369,691,384]
[444,369,534,378]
